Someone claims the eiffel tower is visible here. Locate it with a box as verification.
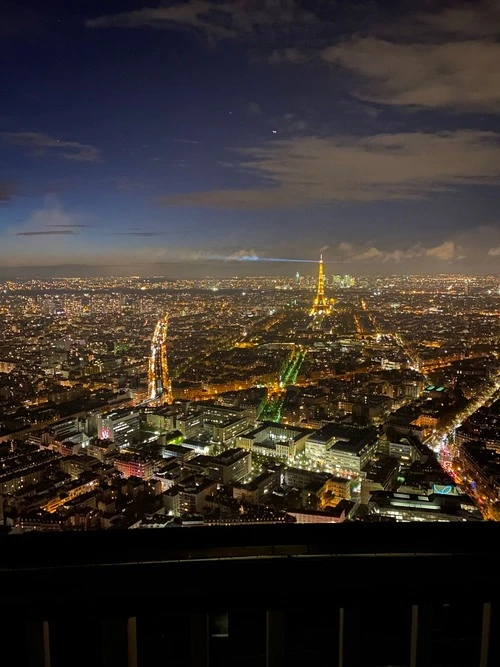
[309,254,331,316]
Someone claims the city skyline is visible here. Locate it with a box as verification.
[1,0,500,276]
[1,269,498,531]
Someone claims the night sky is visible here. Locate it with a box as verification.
[1,0,500,277]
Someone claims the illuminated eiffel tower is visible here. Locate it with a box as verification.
[309,254,331,316]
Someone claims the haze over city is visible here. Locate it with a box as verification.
[1,0,500,276]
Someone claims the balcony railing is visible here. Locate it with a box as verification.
[1,522,499,667]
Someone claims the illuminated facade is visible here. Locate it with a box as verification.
[310,254,331,316]
[148,315,171,403]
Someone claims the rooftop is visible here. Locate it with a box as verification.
[241,422,313,443]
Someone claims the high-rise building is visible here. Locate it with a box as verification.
[331,274,343,287]
[148,315,171,403]
[87,409,141,448]
[341,275,356,288]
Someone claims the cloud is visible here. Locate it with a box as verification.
[0,242,255,269]
[338,242,353,254]
[268,48,308,64]
[382,246,424,263]
[112,177,148,192]
[16,230,78,236]
[425,241,460,262]
[170,138,201,144]
[162,130,500,208]
[115,231,164,237]
[488,247,500,256]
[25,199,87,230]
[352,247,383,261]
[46,223,89,228]
[333,240,466,264]
[87,0,318,42]
[2,132,101,162]
[225,249,259,261]
[0,181,17,203]
[247,102,263,116]
[322,36,500,113]
[0,233,494,272]
[416,1,500,38]
[281,113,310,134]
[9,197,89,240]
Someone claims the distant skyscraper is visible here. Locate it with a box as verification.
[341,275,355,289]
[295,271,301,285]
[332,274,343,287]
[310,255,331,316]
[148,315,171,403]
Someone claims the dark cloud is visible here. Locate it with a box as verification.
[86,1,500,114]
[2,131,101,162]
[162,131,500,208]
[323,38,500,113]
[268,47,309,64]
[318,2,500,113]
[218,1,500,115]
[415,0,500,38]
[170,138,202,145]
[115,231,164,237]
[16,229,78,236]
[86,0,319,42]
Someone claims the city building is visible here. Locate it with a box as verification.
[39,474,100,513]
[175,413,203,438]
[60,454,102,479]
[283,467,351,501]
[87,409,141,448]
[369,490,483,522]
[187,448,252,485]
[87,438,118,462]
[209,417,249,444]
[144,408,177,433]
[163,475,217,516]
[360,455,400,504]
[162,443,196,465]
[306,423,378,474]
[113,453,155,481]
[236,422,312,461]
[233,469,280,504]
[288,501,355,524]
